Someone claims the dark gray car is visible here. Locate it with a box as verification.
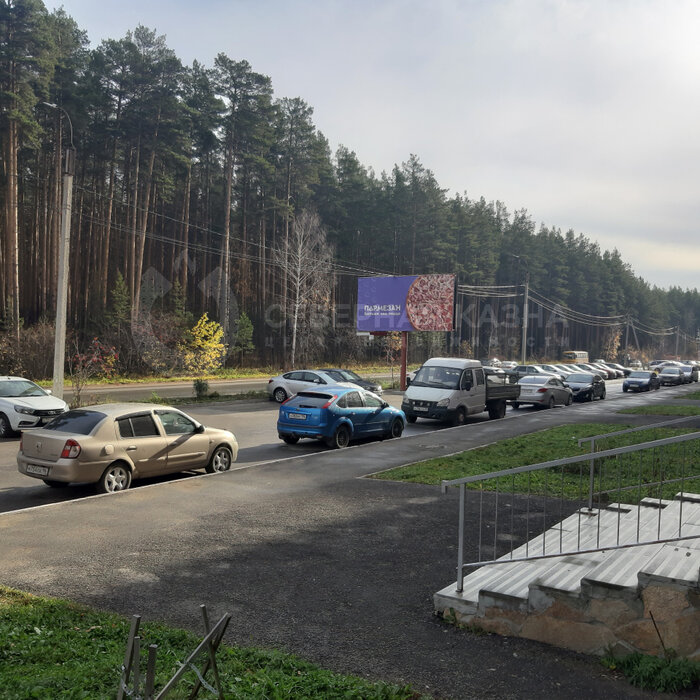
[564,372,606,402]
[319,369,383,395]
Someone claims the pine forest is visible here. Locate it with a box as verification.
[1,1,699,378]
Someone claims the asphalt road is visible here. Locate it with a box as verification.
[0,381,632,514]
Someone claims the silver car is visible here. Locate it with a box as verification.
[17,403,238,493]
[512,376,573,409]
[267,369,359,403]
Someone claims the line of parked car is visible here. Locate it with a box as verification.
[480,357,699,409]
[4,354,699,494]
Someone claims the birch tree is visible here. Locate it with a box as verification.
[274,209,332,367]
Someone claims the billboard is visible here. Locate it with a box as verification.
[357,274,455,332]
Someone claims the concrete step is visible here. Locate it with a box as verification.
[639,542,700,586]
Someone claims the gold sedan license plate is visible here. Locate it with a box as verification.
[26,464,49,476]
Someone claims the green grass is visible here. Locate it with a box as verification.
[372,423,700,504]
[37,364,405,388]
[678,391,700,401]
[145,390,268,405]
[618,405,700,416]
[0,586,425,700]
[602,651,700,692]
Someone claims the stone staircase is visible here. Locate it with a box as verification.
[434,493,700,660]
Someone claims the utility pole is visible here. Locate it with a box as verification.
[521,269,529,365]
[44,103,75,400]
[508,254,529,365]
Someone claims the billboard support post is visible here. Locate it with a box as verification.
[400,331,408,391]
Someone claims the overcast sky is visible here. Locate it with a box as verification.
[46,0,700,291]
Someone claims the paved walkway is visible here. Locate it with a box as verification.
[2,399,698,698]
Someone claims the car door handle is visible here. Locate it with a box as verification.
[126,446,137,451]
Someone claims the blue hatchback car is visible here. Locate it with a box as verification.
[277,385,406,449]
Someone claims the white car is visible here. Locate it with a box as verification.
[0,376,68,438]
[267,369,360,403]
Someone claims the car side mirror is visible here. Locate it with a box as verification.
[195,424,205,434]
[381,401,389,408]
[45,389,52,395]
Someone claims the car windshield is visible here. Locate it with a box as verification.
[410,366,461,389]
[0,379,46,398]
[285,392,333,408]
[566,373,594,382]
[41,409,106,435]
[629,371,650,378]
[661,368,679,374]
[519,376,547,384]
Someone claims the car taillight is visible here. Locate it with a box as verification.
[268,378,273,383]
[322,395,338,409]
[60,439,81,459]
[19,436,23,452]
[537,388,548,393]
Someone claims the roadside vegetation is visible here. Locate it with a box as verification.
[0,587,424,700]
[372,423,700,504]
[602,651,700,693]
[146,390,268,405]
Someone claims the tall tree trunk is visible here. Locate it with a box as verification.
[5,118,20,342]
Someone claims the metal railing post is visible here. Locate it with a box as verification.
[457,484,465,593]
[587,437,596,510]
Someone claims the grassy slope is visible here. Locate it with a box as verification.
[0,587,424,700]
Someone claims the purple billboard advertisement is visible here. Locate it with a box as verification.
[357,274,455,331]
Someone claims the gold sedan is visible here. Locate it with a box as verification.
[17,403,238,493]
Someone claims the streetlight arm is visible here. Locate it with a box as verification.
[42,101,74,151]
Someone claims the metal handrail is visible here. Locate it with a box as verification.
[442,431,700,593]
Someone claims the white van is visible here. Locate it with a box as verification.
[401,358,519,426]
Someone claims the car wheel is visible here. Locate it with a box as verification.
[406,415,417,424]
[547,396,555,409]
[97,463,132,493]
[42,479,69,488]
[600,389,606,400]
[388,418,404,439]
[511,402,520,409]
[327,425,350,449]
[0,413,14,439]
[273,387,288,403]
[622,386,628,392]
[282,436,299,445]
[587,392,593,402]
[565,393,573,406]
[206,445,233,473]
[452,408,467,426]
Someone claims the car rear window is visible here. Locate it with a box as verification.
[42,409,106,435]
[520,376,547,384]
[566,373,594,382]
[285,392,333,408]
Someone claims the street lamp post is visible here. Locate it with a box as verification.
[43,102,75,400]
